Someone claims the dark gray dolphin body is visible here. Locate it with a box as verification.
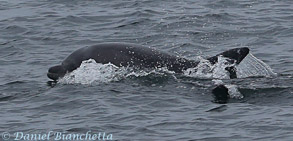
[47,43,249,81]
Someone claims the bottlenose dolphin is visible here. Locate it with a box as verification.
[47,43,249,81]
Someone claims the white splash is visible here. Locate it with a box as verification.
[58,59,174,85]
[225,84,243,99]
[184,53,276,79]
[184,56,234,79]
[236,53,277,78]
[126,67,173,78]
[58,53,276,85]
[212,79,243,99]
[185,53,276,100]
[59,59,128,85]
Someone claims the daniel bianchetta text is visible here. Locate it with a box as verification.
[1,131,113,141]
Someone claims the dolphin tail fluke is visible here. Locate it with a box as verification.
[207,47,249,65]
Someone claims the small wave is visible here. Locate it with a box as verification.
[0,95,15,102]
[3,25,27,34]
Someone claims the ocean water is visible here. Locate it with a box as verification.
[0,0,293,140]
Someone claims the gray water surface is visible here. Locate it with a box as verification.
[0,0,293,140]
